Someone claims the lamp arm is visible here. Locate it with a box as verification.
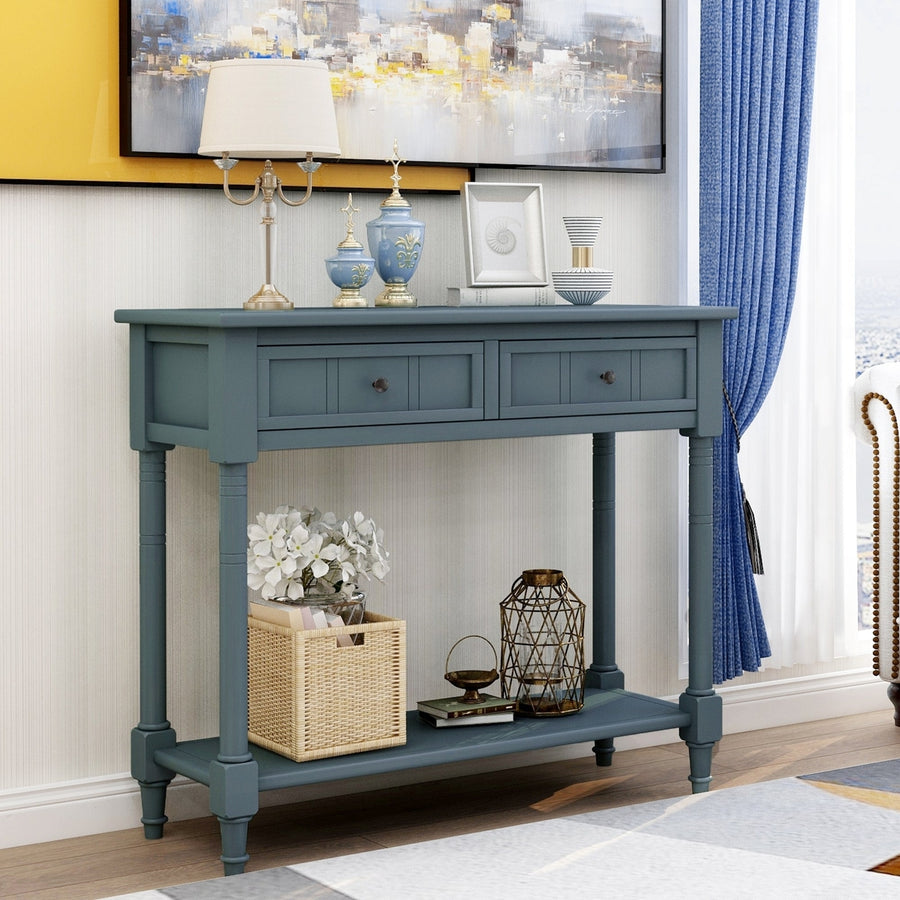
[276,153,321,208]
[215,155,260,207]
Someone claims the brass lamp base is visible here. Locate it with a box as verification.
[243,284,294,311]
[374,283,417,307]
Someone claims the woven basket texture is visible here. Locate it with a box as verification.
[248,612,406,762]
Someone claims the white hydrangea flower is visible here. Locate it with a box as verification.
[246,505,389,601]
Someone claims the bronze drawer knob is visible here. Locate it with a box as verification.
[600,370,616,385]
[372,377,390,393]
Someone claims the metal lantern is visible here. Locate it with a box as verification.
[500,569,585,716]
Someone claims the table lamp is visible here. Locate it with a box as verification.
[198,58,341,310]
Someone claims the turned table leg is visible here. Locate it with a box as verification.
[586,434,625,766]
[131,451,176,837]
[210,463,259,875]
[679,436,722,793]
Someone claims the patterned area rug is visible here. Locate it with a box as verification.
[107,761,900,900]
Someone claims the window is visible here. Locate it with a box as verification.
[855,0,900,644]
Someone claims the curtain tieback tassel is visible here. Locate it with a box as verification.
[724,383,764,575]
[741,482,765,575]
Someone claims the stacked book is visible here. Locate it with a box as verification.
[249,600,355,646]
[416,694,516,728]
[418,286,556,307]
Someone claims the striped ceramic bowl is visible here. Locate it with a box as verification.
[555,288,611,305]
[552,268,614,305]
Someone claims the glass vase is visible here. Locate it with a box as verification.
[252,589,367,635]
[301,589,367,628]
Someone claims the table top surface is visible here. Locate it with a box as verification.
[114,304,738,329]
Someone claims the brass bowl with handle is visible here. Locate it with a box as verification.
[444,634,500,704]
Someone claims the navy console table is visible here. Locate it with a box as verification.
[115,305,735,875]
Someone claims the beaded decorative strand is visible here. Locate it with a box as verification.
[861,392,900,680]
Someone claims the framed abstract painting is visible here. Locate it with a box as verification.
[120,1,664,174]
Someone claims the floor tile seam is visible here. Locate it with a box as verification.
[280,864,362,898]
[156,866,357,900]
[2,864,199,899]
[800,775,900,794]
[362,783,800,851]
[326,835,390,854]
[711,736,890,761]
[514,814,898,876]
[709,753,900,783]
[799,759,900,784]
[570,823,885,871]
[351,801,599,842]
[570,792,900,874]
[105,892,169,900]
[315,805,809,858]
[291,816,899,885]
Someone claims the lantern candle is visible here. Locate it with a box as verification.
[500,569,585,717]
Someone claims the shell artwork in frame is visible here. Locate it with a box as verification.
[461,183,549,287]
[485,217,519,255]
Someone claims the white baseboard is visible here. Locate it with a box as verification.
[717,668,890,734]
[0,671,892,850]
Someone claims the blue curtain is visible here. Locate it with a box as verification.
[699,0,819,682]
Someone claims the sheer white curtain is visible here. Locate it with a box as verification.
[739,0,861,667]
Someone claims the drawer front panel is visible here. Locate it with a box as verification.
[150,341,210,428]
[336,356,412,414]
[267,357,329,417]
[569,350,633,404]
[259,342,484,428]
[500,338,696,418]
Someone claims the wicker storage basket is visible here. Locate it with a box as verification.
[248,611,406,762]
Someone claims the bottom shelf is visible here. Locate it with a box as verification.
[155,688,691,792]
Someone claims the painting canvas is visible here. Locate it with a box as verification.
[122,1,664,172]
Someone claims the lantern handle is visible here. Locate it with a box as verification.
[445,634,499,675]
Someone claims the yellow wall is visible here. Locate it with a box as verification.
[0,1,466,191]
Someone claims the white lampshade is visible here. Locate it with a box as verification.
[198,58,341,159]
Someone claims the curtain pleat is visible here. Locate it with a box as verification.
[700,0,819,682]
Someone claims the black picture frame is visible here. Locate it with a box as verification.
[120,1,664,173]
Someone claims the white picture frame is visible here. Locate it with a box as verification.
[462,183,549,287]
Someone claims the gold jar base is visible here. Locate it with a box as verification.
[332,288,368,308]
[374,283,417,307]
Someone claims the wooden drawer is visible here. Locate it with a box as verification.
[499,338,697,418]
[258,342,484,428]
